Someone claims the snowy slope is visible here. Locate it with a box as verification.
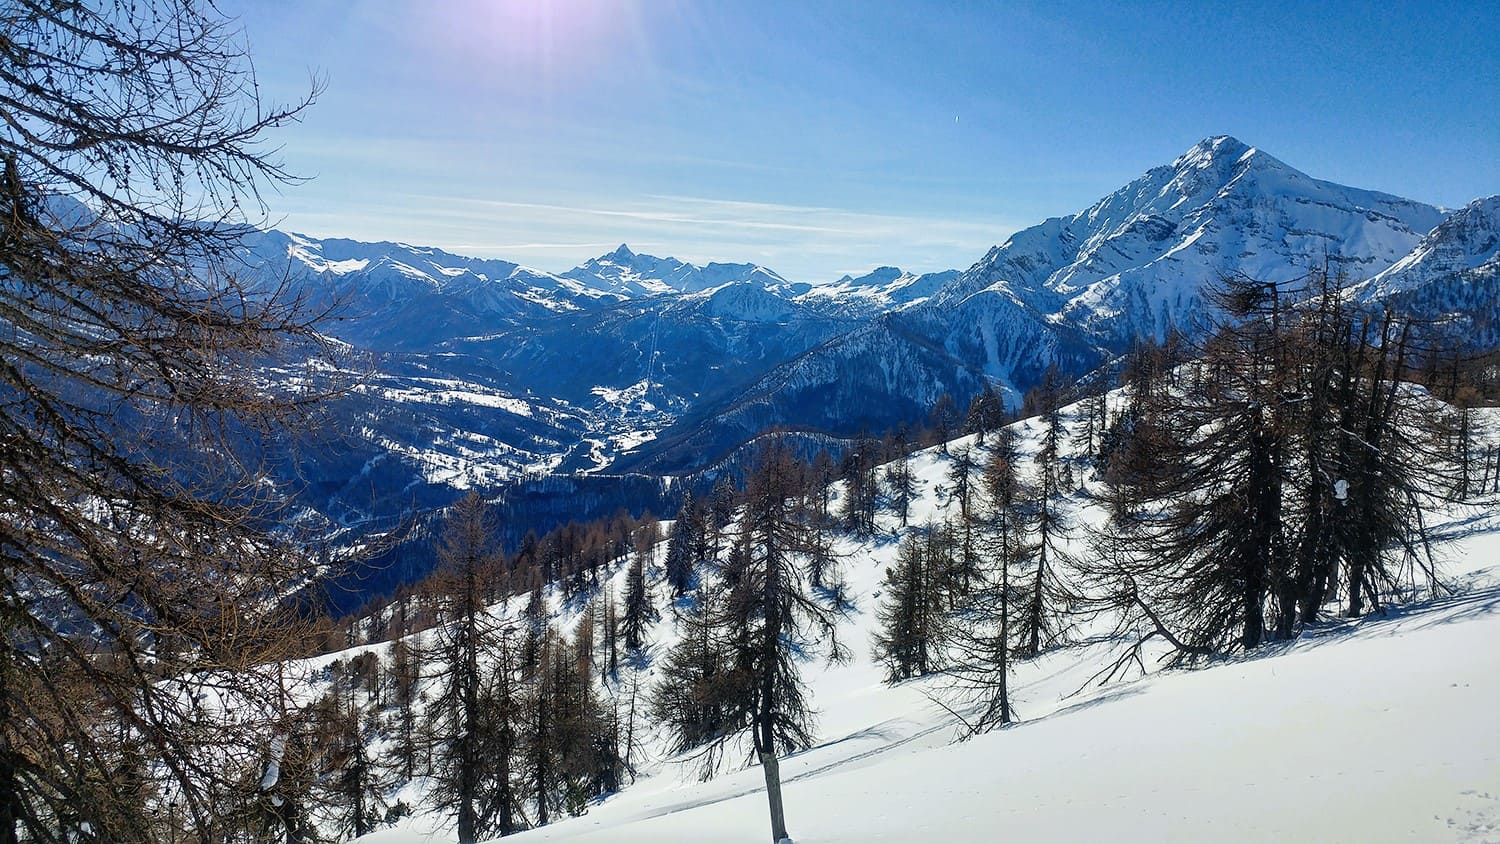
[491,574,1500,844]
[1353,196,1500,350]
[931,135,1446,347]
[795,267,960,317]
[1360,196,1500,299]
[346,397,1500,844]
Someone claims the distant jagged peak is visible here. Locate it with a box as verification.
[795,265,960,318]
[1359,194,1500,299]
[812,266,913,291]
[581,243,677,269]
[566,245,790,297]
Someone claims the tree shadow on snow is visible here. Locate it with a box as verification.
[1248,582,1500,660]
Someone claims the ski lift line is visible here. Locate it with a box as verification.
[644,305,662,405]
[607,306,664,425]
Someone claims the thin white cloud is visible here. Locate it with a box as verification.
[275,190,1025,281]
[451,242,633,252]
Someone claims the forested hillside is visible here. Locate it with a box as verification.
[247,278,1500,842]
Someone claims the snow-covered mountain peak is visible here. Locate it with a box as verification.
[794,266,960,317]
[563,247,684,297]
[1170,134,1266,175]
[850,266,906,286]
[1360,195,1500,298]
[693,279,804,322]
[932,136,1447,347]
[1351,196,1500,351]
[564,247,791,298]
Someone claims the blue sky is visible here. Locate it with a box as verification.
[234,0,1500,282]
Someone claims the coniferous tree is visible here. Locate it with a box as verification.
[664,493,704,598]
[872,532,945,681]
[965,385,1009,446]
[386,637,421,782]
[839,438,880,537]
[634,516,662,568]
[651,583,753,778]
[884,453,917,528]
[521,575,547,672]
[804,447,832,515]
[944,424,1035,733]
[707,477,739,560]
[423,492,508,844]
[523,628,556,829]
[0,3,332,838]
[309,681,387,841]
[237,709,319,844]
[928,392,961,452]
[1072,392,1108,462]
[1315,305,1455,619]
[1085,273,1460,660]
[617,666,646,787]
[1015,393,1074,658]
[602,584,621,679]
[621,553,655,653]
[476,636,526,836]
[675,440,847,843]
[944,445,981,600]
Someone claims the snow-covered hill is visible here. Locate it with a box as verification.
[330,394,1500,844]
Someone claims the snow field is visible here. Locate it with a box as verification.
[354,403,1500,844]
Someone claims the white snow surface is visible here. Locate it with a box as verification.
[1359,195,1500,299]
[795,267,960,316]
[351,401,1500,844]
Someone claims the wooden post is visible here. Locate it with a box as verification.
[760,751,789,843]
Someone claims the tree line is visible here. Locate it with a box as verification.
[869,268,1487,736]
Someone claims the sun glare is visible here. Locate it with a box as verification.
[426,0,647,88]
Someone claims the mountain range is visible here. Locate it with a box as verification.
[240,135,1500,584]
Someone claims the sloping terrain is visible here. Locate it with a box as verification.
[345,399,1500,844]
[1357,195,1500,351]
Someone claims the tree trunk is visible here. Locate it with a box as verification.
[1025,545,1045,658]
[535,698,550,828]
[457,572,480,844]
[759,751,789,843]
[1243,425,1277,650]
[0,743,17,844]
[999,535,1012,725]
[758,527,788,843]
